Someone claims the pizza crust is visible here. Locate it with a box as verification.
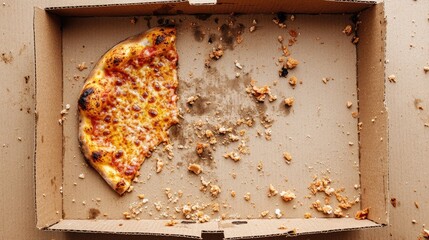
[78,27,178,194]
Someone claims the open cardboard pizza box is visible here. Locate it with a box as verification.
[34,0,388,238]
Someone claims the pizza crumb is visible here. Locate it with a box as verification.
[224,152,240,162]
[388,74,396,83]
[390,198,397,207]
[165,220,177,226]
[138,194,145,199]
[156,159,164,173]
[284,97,294,107]
[412,219,417,224]
[210,185,221,197]
[244,192,251,201]
[247,80,272,102]
[123,212,132,219]
[260,210,269,218]
[249,25,256,33]
[268,184,278,197]
[348,142,354,146]
[304,212,312,219]
[351,36,359,44]
[257,160,263,171]
[342,25,353,36]
[351,112,359,118]
[346,101,353,108]
[278,224,287,230]
[283,152,292,163]
[289,76,297,87]
[280,190,296,202]
[422,229,429,238]
[230,190,236,197]
[209,44,224,60]
[77,62,88,71]
[130,17,137,24]
[186,95,199,105]
[333,207,344,218]
[414,201,419,208]
[286,57,299,69]
[355,208,369,220]
[188,163,203,175]
[424,66,429,73]
[78,173,85,179]
[127,185,134,193]
[278,35,284,43]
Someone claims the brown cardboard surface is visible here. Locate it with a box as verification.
[60,13,362,223]
[46,0,374,17]
[4,0,429,240]
[34,7,63,229]
[356,3,388,224]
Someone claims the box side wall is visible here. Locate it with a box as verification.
[47,0,374,17]
[356,3,388,224]
[34,8,63,228]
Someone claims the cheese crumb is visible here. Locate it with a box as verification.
[275,208,282,218]
[188,163,203,175]
[156,159,164,173]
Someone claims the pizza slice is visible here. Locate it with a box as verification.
[78,27,179,195]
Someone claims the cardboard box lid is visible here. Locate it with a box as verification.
[45,0,376,17]
[48,218,381,239]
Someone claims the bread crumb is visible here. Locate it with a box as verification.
[210,185,221,197]
[257,160,263,171]
[304,212,312,219]
[283,152,292,163]
[342,25,353,36]
[355,208,369,220]
[289,76,297,87]
[268,184,278,197]
[260,210,269,218]
[286,57,299,69]
[346,101,353,108]
[284,97,294,107]
[280,190,296,202]
[244,192,251,201]
[188,163,203,175]
[333,207,344,218]
[78,173,85,179]
[165,220,178,226]
[388,74,396,83]
[186,95,199,105]
[156,159,164,173]
[278,224,287,230]
[230,190,236,198]
[224,152,240,162]
[77,62,87,71]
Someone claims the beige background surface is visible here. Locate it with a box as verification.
[0,0,427,239]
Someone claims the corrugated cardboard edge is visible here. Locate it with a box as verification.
[356,2,388,224]
[34,7,63,229]
[221,219,381,239]
[44,0,375,17]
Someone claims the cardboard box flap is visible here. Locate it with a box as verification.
[45,0,376,17]
[33,7,63,229]
[49,219,220,238]
[220,219,381,239]
[356,3,388,224]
